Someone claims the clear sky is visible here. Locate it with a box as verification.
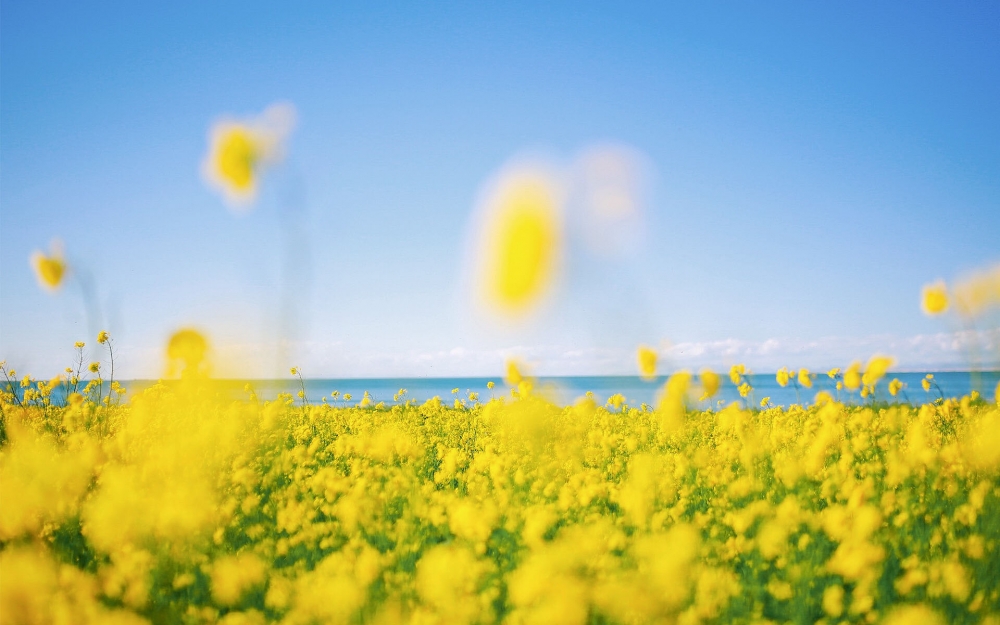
[2,1,998,378]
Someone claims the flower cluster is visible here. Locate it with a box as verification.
[2,347,998,624]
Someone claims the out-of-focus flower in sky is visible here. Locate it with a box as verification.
[202,102,296,209]
[921,280,949,316]
[951,263,1000,318]
[473,166,564,318]
[30,240,67,292]
[166,328,209,377]
[572,144,649,257]
[636,345,658,380]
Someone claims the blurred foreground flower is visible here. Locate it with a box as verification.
[202,102,296,208]
[951,262,1000,318]
[30,240,67,292]
[166,328,209,377]
[474,166,564,318]
[636,345,658,380]
[699,369,719,400]
[572,144,648,257]
[921,280,949,316]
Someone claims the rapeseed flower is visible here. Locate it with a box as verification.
[776,368,790,387]
[202,102,296,208]
[636,345,658,380]
[951,262,1000,318]
[797,368,813,388]
[166,328,208,377]
[862,355,894,389]
[921,280,949,315]
[699,369,720,400]
[889,378,904,397]
[30,240,67,292]
[475,167,563,316]
[844,362,862,391]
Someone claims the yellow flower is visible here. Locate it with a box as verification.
[290,367,298,376]
[476,168,563,316]
[486,381,495,390]
[637,345,658,380]
[775,368,790,387]
[699,369,720,400]
[888,378,903,397]
[827,368,840,379]
[881,605,945,625]
[760,397,770,408]
[951,263,1000,318]
[797,368,812,388]
[88,362,100,373]
[74,341,85,349]
[97,331,109,344]
[843,362,862,391]
[729,364,746,385]
[202,102,296,208]
[30,241,67,292]
[166,328,209,377]
[921,280,949,315]
[861,355,894,388]
[505,359,525,385]
[922,375,932,392]
[738,382,751,398]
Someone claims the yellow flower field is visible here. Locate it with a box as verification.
[2,359,998,624]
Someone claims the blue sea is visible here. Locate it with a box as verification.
[122,371,999,408]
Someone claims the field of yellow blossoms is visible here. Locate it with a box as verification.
[2,348,999,625]
[9,102,1000,624]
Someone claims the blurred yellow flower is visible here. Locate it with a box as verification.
[476,169,563,316]
[30,240,67,292]
[951,263,1000,318]
[699,369,720,400]
[637,345,658,380]
[843,362,862,391]
[775,368,790,388]
[797,368,813,389]
[921,280,949,315]
[922,374,933,392]
[202,102,296,208]
[729,364,746,385]
[166,328,209,377]
[505,360,525,385]
[881,604,945,625]
[888,378,903,397]
[861,355,894,388]
[97,331,109,344]
[88,362,100,373]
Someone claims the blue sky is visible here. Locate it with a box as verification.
[2,1,998,378]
